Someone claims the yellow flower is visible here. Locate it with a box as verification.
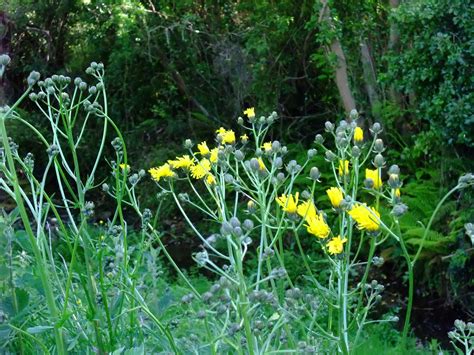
[354,127,364,143]
[327,235,347,255]
[257,157,266,171]
[305,212,330,239]
[210,148,219,163]
[168,155,194,170]
[149,163,175,182]
[348,204,380,232]
[394,188,401,197]
[365,168,382,189]
[243,107,255,118]
[297,200,317,220]
[326,187,344,208]
[338,160,349,176]
[241,134,249,143]
[223,130,236,144]
[206,174,216,185]
[216,127,236,144]
[197,141,210,156]
[276,192,299,214]
[119,163,130,170]
[262,142,272,152]
[190,159,211,179]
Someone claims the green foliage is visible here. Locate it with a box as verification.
[384,0,474,146]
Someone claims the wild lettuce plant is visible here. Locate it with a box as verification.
[1,55,473,353]
[148,107,474,353]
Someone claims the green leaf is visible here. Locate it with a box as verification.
[26,325,54,334]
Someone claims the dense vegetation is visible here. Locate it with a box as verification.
[0,0,473,353]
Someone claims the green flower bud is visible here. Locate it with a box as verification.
[391,203,408,217]
[89,86,97,95]
[314,134,324,144]
[349,109,359,120]
[0,54,11,66]
[310,167,320,181]
[370,122,382,135]
[374,139,384,153]
[325,150,336,162]
[184,139,193,149]
[234,149,244,161]
[373,153,385,168]
[307,149,317,159]
[27,71,41,86]
[324,121,334,132]
[29,93,38,102]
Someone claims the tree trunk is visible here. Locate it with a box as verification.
[319,0,356,116]
[360,39,380,120]
[387,0,404,107]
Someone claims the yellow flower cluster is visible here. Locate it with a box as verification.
[338,160,349,176]
[216,127,236,145]
[348,204,380,232]
[275,193,299,214]
[327,235,347,255]
[326,187,344,208]
[149,163,175,182]
[354,126,364,143]
[243,107,255,118]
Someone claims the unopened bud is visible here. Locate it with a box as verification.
[310,167,320,181]
[373,153,385,168]
[391,203,408,217]
[352,146,361,158]
[234,150,244,161]
[325,150,336,162]
[370,122,382,135]
[349,109,359,120]
[307,149,317,159]
[314,134,324,144]
[324,121,334,132]
[374,139,384,153]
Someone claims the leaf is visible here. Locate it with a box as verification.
[27,325,54,334]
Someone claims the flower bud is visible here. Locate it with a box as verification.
[237,116,244,125]
[229,217,240,228]
[391,203,408,217]
[271,140,281,152]
[184,139,193,149]
[276,172,285,182]
[324,121,334,132]
[29,93,38,102]
[224,174,234,184]
[364,178,374,189]
[102,183,109,192]
[233,226,243,236]
[27,71,41,87]
[373,153,385,168]
[85,67,94,75]
[349,109,359,121]
[458,173,474,187]
[281,146,288,155]
[301,190,311,200]
[90,61,98,69]
[388,174,400,188]
[325,150,336,162]
[0,54,11,66]
[314,134,324,144]
[234,149,244,161]
[310,167,320,181]
[374,139,384,153]
[247,200,256,214]
[89,86,97,95]
[46,86,55,95]
[273,156,283,168]
[250,158,260,172]
[242,219,254,231]
[388,165,400,175]
[370,122,382,135]
[46,144,59,158]
[307,149,317,159]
